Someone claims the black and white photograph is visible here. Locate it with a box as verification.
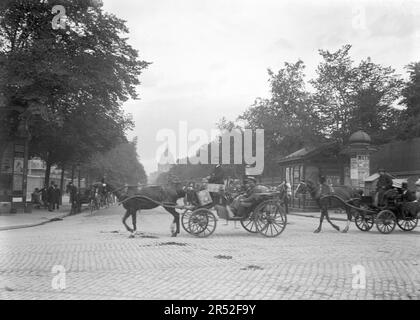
[0,0,419,303]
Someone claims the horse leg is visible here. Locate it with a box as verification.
[122,209,134,234]
[131,209,138,236]
[314,209,325,233]
[166,208,180,237]
[325,209,340,232]
[341,209,351,233]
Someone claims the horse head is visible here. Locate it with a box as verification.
[107,183,129,201]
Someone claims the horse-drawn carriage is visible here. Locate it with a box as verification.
[180,182,288,238]
[350,189,419,234]
[320,185,419,234]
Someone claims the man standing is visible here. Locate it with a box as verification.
[208,164,225,184]
[40,184,48,208]
[67,182,78,214]
[47,181,55,212]
[53,183,61,210]
[376,168,393,206]
[208,165,225,205]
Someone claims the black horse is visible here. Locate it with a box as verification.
[111,182,186,238]
[295,180,362,233]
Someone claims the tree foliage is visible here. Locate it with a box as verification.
[311,45,402,143]
[397,62,420,139]
[84,138,147,187]
[0,0,150,183]
[239,60,322,175]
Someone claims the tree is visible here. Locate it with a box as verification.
[239,60,322,175]
[397,62,420,139]
[84,138,147,187]
[311,44,402,143]
[0,0,150,184]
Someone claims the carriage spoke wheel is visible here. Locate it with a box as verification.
[240,214,258,233]
[181,210,194,234]
[354,213,374,232]
[376,210,396,234]
[397,215,418,231]
[188,209,217,238]
[254,201,287,237]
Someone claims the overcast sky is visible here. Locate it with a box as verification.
[103,0,420,175]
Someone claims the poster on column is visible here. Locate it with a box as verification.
[350,158,358,179]
[358,156,370,185]
[14,158,24,174]
[13,174,23,192]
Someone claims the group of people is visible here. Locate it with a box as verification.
[375,168,417,206]
[31,177,112,214]
[31,181,61,211]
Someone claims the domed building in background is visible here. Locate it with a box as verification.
[349,130,371,144]
[276,129,378,211]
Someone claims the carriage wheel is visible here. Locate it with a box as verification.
[254,200,287,237]
[188,208,217,238]
[354,212,374,232]
[397,216,418,231]
[181,210,194,234]
[376,210,396,234]
[240,214,258,233]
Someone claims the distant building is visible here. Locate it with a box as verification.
[277,142,349,210]
[26,158,71,198]
[148,171,160,184]
[277,130,377,211]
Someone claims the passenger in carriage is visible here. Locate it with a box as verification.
[376,168,393,207]
[228,176,269,218]
[399,182,415,202]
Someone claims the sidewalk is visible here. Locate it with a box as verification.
[0,204,72,231]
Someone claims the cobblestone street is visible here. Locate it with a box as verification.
[0,206,419,300]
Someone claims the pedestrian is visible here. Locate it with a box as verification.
[40,184,48,208]
[53,183,61,210]
[47,181,55,212]
[67,182,78,214]
[31,188,42,209]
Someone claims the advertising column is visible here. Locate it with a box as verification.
[11,143,25,212]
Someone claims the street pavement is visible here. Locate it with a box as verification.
[0,205,71,231]
[0,205,419,300]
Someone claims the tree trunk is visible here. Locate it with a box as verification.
[44,159,52,187]
[71,165,75,183]
[59,165,65,206]
[78,168,81,189]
